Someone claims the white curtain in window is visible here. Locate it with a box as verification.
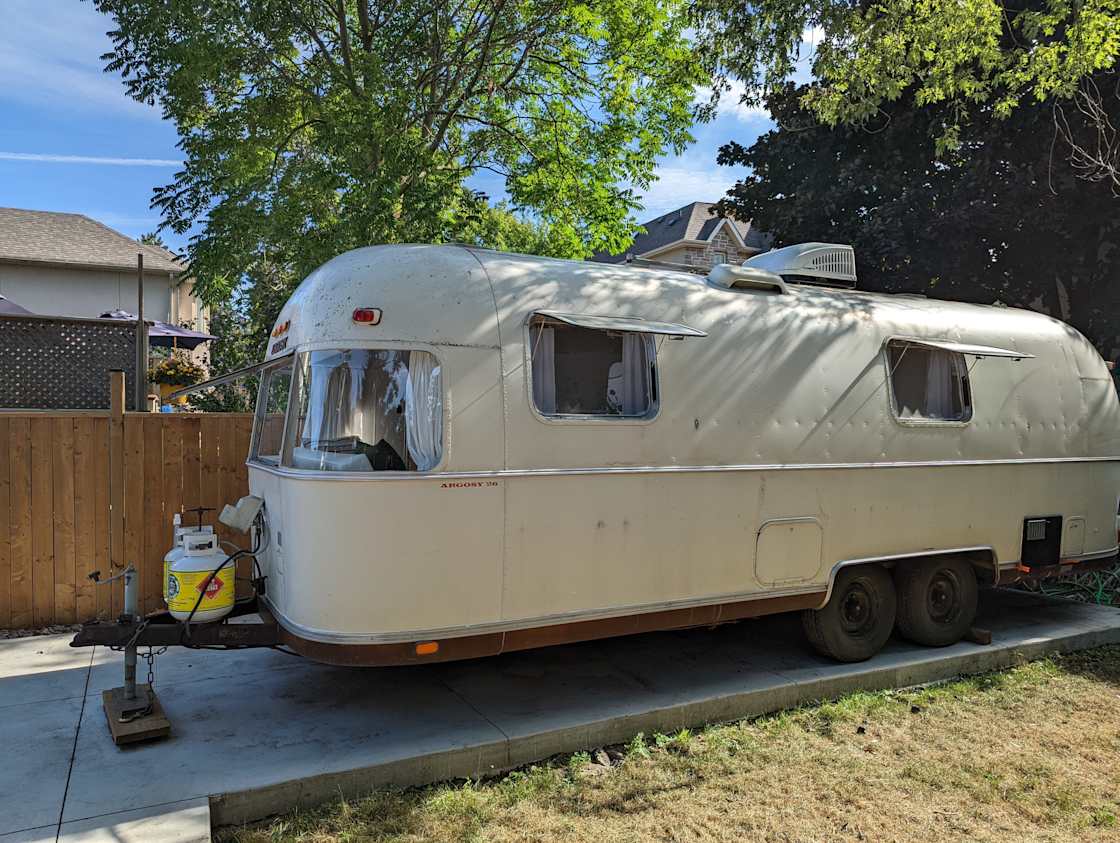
[532,324,557,414]
[620,334,648,415]
[405,352,443,470]
[924,350,954,418]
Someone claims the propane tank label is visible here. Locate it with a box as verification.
[167,568,235,614]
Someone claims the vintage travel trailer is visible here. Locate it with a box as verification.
[211,243,1120,665]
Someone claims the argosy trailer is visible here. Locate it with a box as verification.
[211,243,1120,664]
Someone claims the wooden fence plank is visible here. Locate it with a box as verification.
[122,415,145,617]
[92,417,111,621]
[51,418,77,623]
[8,418,32,628]
[73,418,98,622]
[29,418,54,625]
[142,415,165,613]
[109,373,125,616]
[0,418,10,629]
[200,415,222,527]
[161,418,184,610]
[181,416,202,513]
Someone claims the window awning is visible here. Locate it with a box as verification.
[900,339,1034,360]
[534,310,707,337]
[167,353,293,401]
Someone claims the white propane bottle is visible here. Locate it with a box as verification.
[163,519,214,606]
[168,532,235,622]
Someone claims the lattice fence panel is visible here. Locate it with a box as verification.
[0,316,138,409]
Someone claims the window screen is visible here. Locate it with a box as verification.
[887,340,972,422]
[530,317,656,417]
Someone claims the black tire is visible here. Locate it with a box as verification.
[802,564,897,662]
[894,556,979,647]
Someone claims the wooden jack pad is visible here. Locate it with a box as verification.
[102,685,171,746]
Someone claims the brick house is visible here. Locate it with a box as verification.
[591,202,771,270]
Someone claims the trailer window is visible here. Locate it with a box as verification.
[252,363,293,465]
[529,317,656,418]
[287,349,442,472]
[887,340,972,422]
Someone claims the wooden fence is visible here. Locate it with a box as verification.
[0,402,253,628]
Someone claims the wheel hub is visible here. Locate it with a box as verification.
[927,570,962,624]
[840,583,876,637]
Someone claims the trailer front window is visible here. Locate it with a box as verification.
[253,363,293,465]
[287,349,442,472]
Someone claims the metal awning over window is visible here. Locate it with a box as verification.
[899,339,1034,360]
[534,310,707,337]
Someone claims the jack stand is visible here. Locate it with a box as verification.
[102,565,171,746]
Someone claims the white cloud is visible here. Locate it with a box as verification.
[0,0,160,119]
[694,79,771,123]
[0,152,180,166]
[636,165,739,218]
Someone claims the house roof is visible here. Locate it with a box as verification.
[591,202,772,264]
[0,207,185,274]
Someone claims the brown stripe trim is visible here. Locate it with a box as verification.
[278,590,826,667]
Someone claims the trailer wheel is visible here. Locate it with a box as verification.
[894,556,978,647]
[802,565,897,662]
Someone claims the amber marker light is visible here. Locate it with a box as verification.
[415,641,439,656]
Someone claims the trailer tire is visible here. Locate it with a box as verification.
[802,564,897,662]
[894,556,978,647]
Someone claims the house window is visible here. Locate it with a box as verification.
[713,251,729,265]
[529,317,656,418]
[887,340,972,422]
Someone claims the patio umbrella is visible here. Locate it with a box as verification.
[0,295,34,315]
[100,310,217,350]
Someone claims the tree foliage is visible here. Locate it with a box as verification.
[93,0,705,304]
[716,82,1120,353]
[693,0,1120,153]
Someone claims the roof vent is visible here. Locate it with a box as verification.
[707,264,788,294]
[744,243,857,288]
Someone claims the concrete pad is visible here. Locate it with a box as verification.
[65,660,508,825]
[57,799,211,843]
[0,636,107,708]
[0,694,85,834]
[2,589,1119,837]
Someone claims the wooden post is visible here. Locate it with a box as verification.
[135,253,147,411]
[109,371,125,584]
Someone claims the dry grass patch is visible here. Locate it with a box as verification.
[226,647,1120,843]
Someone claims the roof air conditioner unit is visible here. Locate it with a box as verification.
[743,243,857,289]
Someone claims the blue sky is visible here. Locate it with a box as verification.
[0,0,778,255]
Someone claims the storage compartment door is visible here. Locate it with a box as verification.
[755,518,824,586]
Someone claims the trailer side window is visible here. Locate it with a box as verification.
[286,349,442,472]
[252,363,293,465]
[887,340,972,422]
[529,316,656,418]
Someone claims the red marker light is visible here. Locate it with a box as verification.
[352,307,382,325]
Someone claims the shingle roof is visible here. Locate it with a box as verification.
[591,202,771,264]
[0,207,184,274]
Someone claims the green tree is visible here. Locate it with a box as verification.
[94,0,705,305]
[715,82,1120,353]
[694,1,1120,162]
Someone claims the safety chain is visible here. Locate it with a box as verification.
[118,646,166,723]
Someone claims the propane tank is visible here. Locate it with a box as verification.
[163,518,213,606]
[168,532,234,622]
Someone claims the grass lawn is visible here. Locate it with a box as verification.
[227,646,1120,843]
